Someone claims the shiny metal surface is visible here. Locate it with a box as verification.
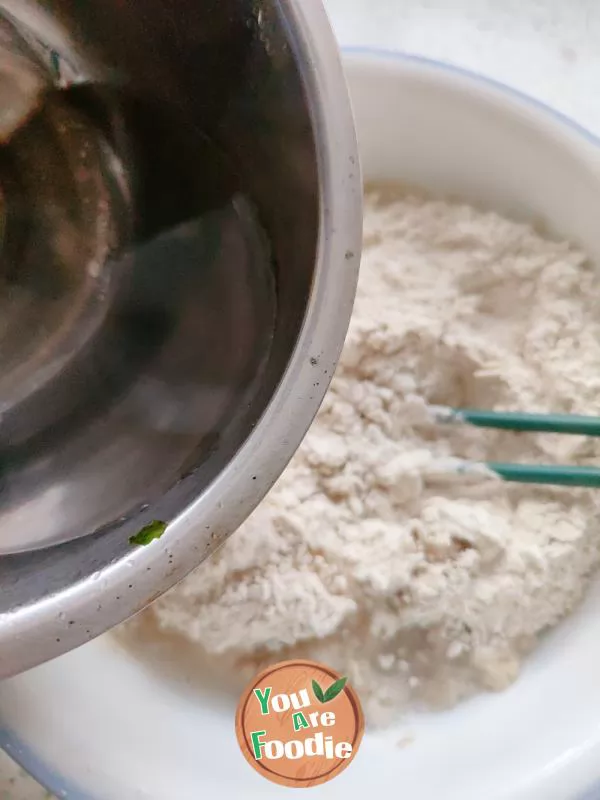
[0,10,131,456]
[0,0,361,677]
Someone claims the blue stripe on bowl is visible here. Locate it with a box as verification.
[0,727,93,799]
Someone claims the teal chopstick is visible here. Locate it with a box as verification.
[486,462,600,488]
[429,406,600,488]
[433,407,600,436]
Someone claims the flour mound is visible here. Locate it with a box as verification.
[128,188,600,724]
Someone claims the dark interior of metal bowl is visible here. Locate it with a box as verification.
[0,0,319,602]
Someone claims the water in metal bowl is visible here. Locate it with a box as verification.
[0,0,360,680]
[0,2,279,553]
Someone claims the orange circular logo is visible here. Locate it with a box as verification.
[235,659,364,787]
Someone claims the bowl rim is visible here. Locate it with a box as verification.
[343,46,600,150]
[0,0,362,679]
[0,729,87,800]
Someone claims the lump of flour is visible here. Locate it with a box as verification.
[124,187,600,724]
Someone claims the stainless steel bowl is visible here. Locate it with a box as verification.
[0,0,361,677]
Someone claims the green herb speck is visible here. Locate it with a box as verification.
[129,520,167,546]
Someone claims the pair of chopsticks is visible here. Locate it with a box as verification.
[430,406,600,488]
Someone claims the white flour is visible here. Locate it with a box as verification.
[127,187,600,724]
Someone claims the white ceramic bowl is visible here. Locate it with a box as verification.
[3,50,600,800]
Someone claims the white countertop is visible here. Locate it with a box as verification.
[326,0,600,136]
[3,0,600,797]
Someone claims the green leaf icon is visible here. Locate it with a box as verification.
[312,679,325,703]
[323,677,348,703]
[313,676,348,704]
[129,520,168,546]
